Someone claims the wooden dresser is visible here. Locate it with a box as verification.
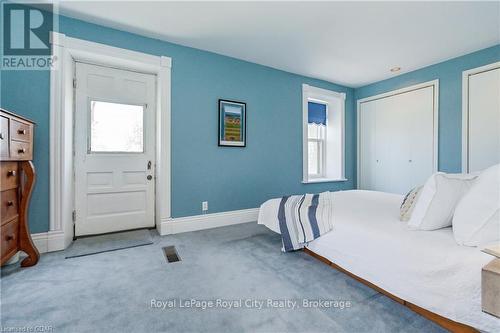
[1,108,39,267]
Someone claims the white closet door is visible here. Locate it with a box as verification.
[406,87,435,188]
[373,96,395,193]
[467,67,500,173]
[359,100,377,190]
[359,84,436,194]
[387,92,412,194]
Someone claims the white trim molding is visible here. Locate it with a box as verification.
[301,178,348,184]
[462,61,500,173]
[49,32,172,250]
[302,84,347,184]
[159,208,259,236]
[356,79,439,188]
[31,231,65,254]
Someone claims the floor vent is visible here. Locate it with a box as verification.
[163,246,181,263]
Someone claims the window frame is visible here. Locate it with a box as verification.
[302,84,347,184]
[307,119,327,179]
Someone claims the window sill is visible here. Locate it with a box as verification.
[302,178,348,184]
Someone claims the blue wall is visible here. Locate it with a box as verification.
[1,14,356,233]
[355,45,500,174]
[1,70,50,234]
[2,9,498,234]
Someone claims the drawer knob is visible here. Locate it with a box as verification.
[18,148,25,154]
[6,235,15,241]
[17,129,26,135]
[6,201,14,207]
[7,170,16,177]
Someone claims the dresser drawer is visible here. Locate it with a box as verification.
[0,116,8,158]
[0,162,19,191]
[1,189,19,225]
[10,140,32,160]
[10,119,33,143]
[1,218,19,262]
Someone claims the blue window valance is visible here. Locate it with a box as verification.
[308,102,327,125]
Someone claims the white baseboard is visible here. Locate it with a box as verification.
[159,208,259,236]
[31,230,66,253]
[32,208,259,251]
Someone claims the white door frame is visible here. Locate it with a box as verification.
[461,61,500,173]
[49,32,171,249]
[356,79,439,188]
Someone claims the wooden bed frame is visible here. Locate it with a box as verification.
[303,248,478,333]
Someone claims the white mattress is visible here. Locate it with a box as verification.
[258,190,499,332]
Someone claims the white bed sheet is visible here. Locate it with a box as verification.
[258,190,499,332]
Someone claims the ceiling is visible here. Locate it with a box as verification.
[53,1,499,87]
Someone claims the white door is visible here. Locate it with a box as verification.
[359,84,436,194]
[406,87,435,189]
[467,66,500,173]
[359,99,377,190]
[374,95,398,193]
[74,62,156,236]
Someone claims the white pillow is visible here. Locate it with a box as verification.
[453,164,500,247]
[408,172,478,230]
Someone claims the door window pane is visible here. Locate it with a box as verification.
[90,101,144,153]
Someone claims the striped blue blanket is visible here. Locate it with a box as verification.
[278,192,335,252]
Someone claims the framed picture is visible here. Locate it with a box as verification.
[218,99,246,147]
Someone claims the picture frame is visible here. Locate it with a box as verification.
[218,99,246,147]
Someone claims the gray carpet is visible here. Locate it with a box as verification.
[0,223,445,333]
[64,229,153,258]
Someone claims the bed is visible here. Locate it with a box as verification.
[258,190,499,332]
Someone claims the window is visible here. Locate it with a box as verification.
[302,84,346,183]
[90,101,144,153]
[307,102,327,177]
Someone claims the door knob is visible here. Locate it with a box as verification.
[147,175,153,180]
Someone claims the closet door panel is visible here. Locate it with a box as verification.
[407,87,435,190]
[359,101,377,190]
[373,97,394,193]
[468,68,500,172]
[388,92,412,194]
